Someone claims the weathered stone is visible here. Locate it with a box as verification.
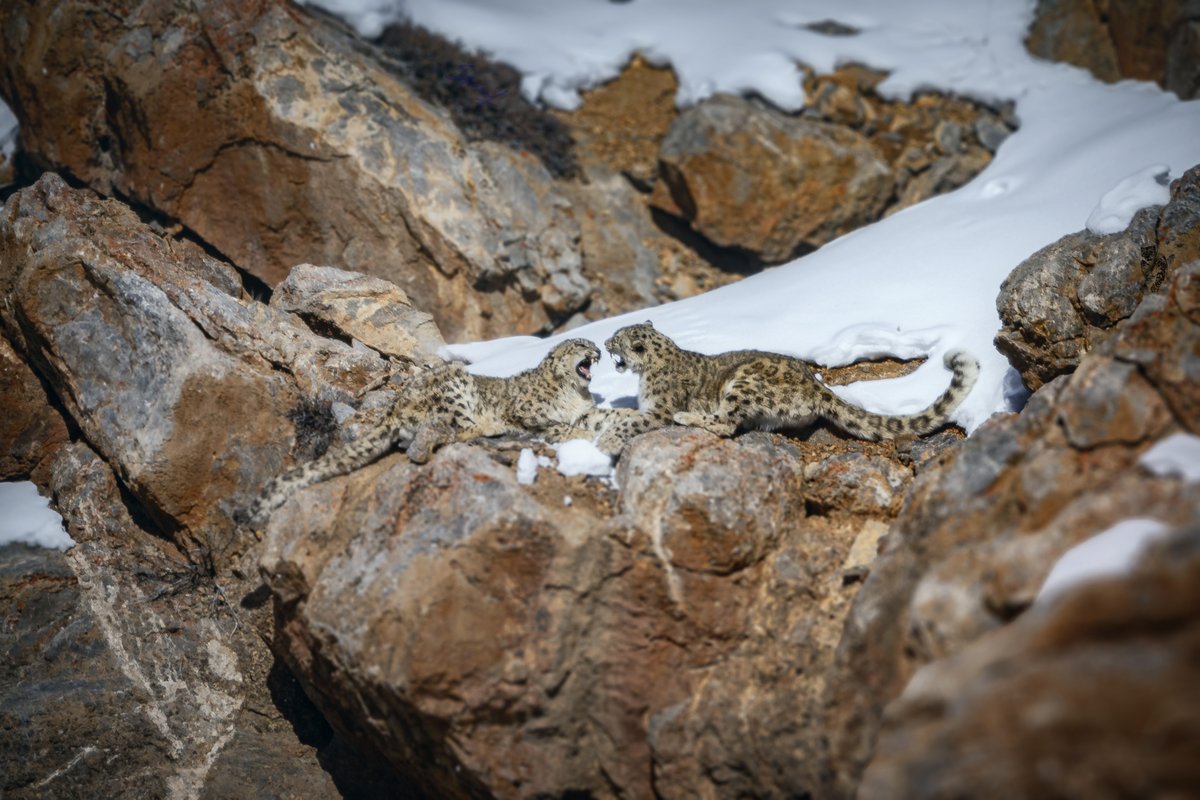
[0,0,589,339]
[994,205,1163,390]
[1107,260,1200,431]
[616,428,807,577]
[891,148,993,213]
[271,263,446,366]
[651,94,893,262]
[260,424,892,798]
[0,440,344,799]
[0,333,69,481]
[1056,356,1172,448]
[804,451,911,516]
[823,258,1200,796]
[861,527,1200,799]
[0,175,389,556]
[1026,0,1200,100]
[1158,164,1200,270]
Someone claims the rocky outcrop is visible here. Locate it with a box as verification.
[0,174,404,559]
[1,172,924,798]
[860,526,1200,799]
[2,7,1196,796]
[0,334,69,481]
[824,255,1200,796]
[0,439,349,799]
[1027,0,1200,100]
[652,94,893,262]
[271,264,446,366]
[650,70,1015,264]
[995,164,1200,390]
[802,66,1013,215]
[0,174,451,798]
[0,0,588,340]
[260,427,906,798]
[4,159,1198,796]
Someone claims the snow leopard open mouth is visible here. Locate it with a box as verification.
[611,353,626,372]
[576,357,595,381]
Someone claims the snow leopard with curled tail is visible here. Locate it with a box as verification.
[243,338,604,527]
[604,321,979,441]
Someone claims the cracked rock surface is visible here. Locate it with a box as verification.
[0,0,588,340]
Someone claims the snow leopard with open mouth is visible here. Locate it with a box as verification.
[605,321,979,441]
[244,338,604,526]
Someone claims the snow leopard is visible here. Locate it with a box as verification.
[604,321,979,441]
[243,338,604,526]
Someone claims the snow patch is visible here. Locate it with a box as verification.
[1035,518,1171,605]
[0,482,74,551]
[1085,164,1172,235]
[0,97,17,163]
[304,0,1200,441]
[515,448,551,485]
[1139,433,1200,483]
[553,439,613,478]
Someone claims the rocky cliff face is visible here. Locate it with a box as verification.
[1027,0,1200,100]
[2,3,1198,798]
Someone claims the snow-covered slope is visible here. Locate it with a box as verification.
[298,0,1200,433]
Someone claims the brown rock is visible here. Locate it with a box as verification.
[0,174,388,558]
[994,202,1167,391]
[1107,260,1200,430]
[271,263,446,366]
[823,259,1200,796]
[860,527,1200,800]
[261,427,889,798]
[804,451,911,516]
[1055,356,1172,448]
[0,0,588,339]
[1027,0,1200,100]
[0,333,69,481]
[615,428,807,578]
[996,160,1200,397]
[0,440,348,799]
[652,94,893,262]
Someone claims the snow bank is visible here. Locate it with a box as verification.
[303,0,1037,111]
[1140,433,1200,483]
[306,0,1200,437]
[1086,165,1173,235]
[0,97,17,163]
[553,439,613,478]
[1035,518,1170,606]
[0,481,75,551]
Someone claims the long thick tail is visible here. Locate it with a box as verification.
[820,350,980,441]
[240,423,406,529]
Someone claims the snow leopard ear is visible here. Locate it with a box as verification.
[645,320,654,328]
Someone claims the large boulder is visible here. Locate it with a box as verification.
[651,94,893,262]
[648,73,1014,263]
[995,164,1200,391]
[860,527,1200,799]
[823,256,1200,796]
[0,0,588,340]
[0,441,348,799]
[260,426,913,798]
[1026,0,1200,100]
[0,174,401,557]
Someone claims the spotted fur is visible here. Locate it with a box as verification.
[244,339,602,526]
[605,322,979,442]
